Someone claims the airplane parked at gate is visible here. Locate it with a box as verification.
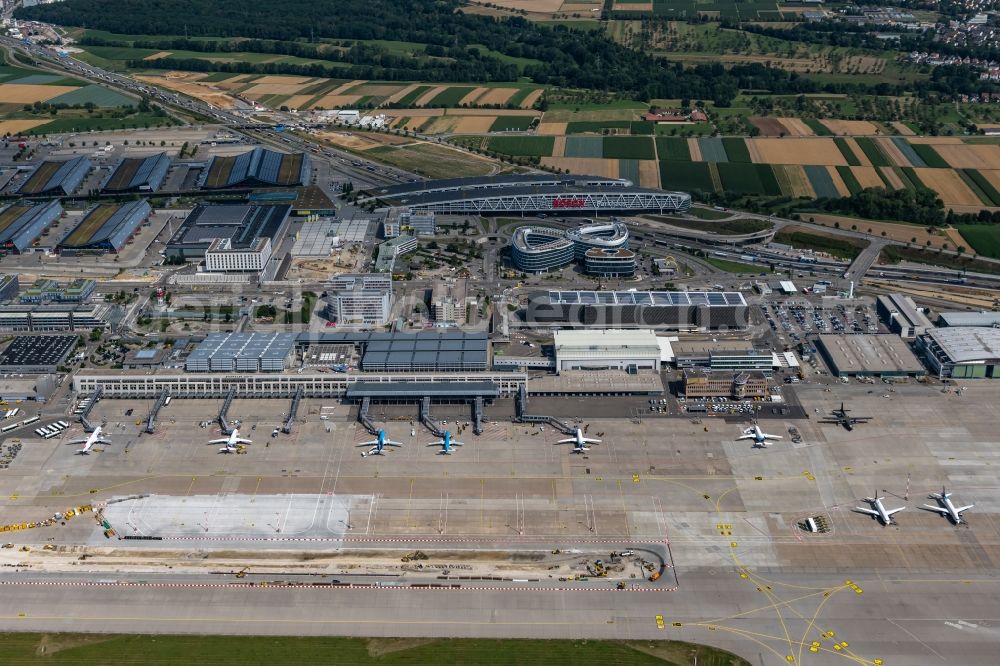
[359,430,403,457]
[428,431,464,455]
[208,429,252,453]
[66,426,111,455]
[854,490,905,526]
[737,423,782,448]
[557,428,601,454]
[921,487,974,525]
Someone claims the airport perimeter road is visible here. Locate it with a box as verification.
[0,568,997,664]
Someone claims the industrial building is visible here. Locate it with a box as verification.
[0,200,63,255]
[101,152,170,193]
[511,221,631,274]
[0,274,19,303]
[16,156,90,195]
[58,200,151,254]
[876,293,933,339]
[553,329,660,374]
[185,332,297,373]
[384,209,436,236]
[0,334,77,373]
[201,147,309,189]
[204,237,272,273]
[0,304,112,332]
[326,274,393,326]
[526,290,749,330]
[936,311,1000,328]
[165,204,291,260]
[297,331,488,372]
[917,327,1000,379]
[373,235,417,273]
[364,174,690,216]
[816,334,926,378]
[670,340,774,372]
[19,278,95,304]
[683,369,769,399]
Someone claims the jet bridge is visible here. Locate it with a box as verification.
[217,387,236,435]
[144,388,169,434]
[79,387,103,433]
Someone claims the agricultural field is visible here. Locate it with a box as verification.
[363,141,501,179]
[954,225,1000,259]
[773,228,867,260]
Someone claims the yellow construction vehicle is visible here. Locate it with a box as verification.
[235,567,249,578]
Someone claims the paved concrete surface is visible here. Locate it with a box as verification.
[0,383,997,665]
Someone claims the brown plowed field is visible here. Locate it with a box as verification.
[612,2,653,9]
[875,138,912,167]
[312,94,361,109]
[518,90,544,109]
[478,88,520,105]
[415,86,447,107]
[850,166,885,189]
[932,144,1000,170]
[244,83,309,95]
[879,167,905,190]
[826,166,851,196]
[777,118,814,136]
[749,117,785,136]
[143,51,173,60]
[537,122,567,135]
[0,84,77,104]
[820,119,880,135]
[842,138,870,167]
[452,116,497,133]
[688,138,702,161]
[552,136,567,157]
[254,75,314,84]
[890,122,914,136]
[459,87,488,106]
[914,168,982,207]
[386,84,422,104]
[0,119,50,135]
[638,160,660,187]
[541,157,619,178]
[981,170,1000,192]
[134,76,235,109]
[748,138,847,166]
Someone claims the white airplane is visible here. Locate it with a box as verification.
[359,430,403,457]
[208,429,252,453]
[557,428,601,454]
[921,486,973,525]
[854,490,905,526]
[427,431,464,455]
[67,426,111,455]
[737,423,782,448]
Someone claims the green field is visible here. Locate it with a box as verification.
[963,170,1000,206]
[489,116,534,132]
[487,135,554,157]
[955,225,1000,259]
[833,138,861,166]
[854,138,891,167]
[649,215,772,235]
[659,160,715,192]
[566,120,654,135]
[429,86,476,106]
[655,137,691,161]
[603,136,655,159]
[774,229,866,260]
[395,85,432,106]
[703,255,762,273]
[721,137,751,163]
[836,165,863,194]
[803,118,833,136]
[0,634,754,666]
[909,143,950,168]
[686,206,730,220]
[717,163,780,196]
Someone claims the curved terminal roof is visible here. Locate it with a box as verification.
[566,221,629,248]
[512,226,573,254]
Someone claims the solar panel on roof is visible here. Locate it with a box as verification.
[579,292,597,304]
[597,292,615,303]
[634,293,653,305]
[707,292,725,305]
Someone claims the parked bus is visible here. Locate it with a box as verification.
[43,431,59,439]
[21,416,39,426]
[56,421,69,429]
[8,408,19,419]
[1,423,18,433]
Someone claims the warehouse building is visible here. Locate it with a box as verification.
[19,278,95,304]
[101,152,170,193]
[816,334,925,378]
[917,327,1000,379]
[876,293,932,339]
[683,369,769,399]
[0,274,19,303]
[204,237,272,273]
[0,304,112,332]
[297,331,488,372]
[553,329,660,374]
[936,311,1000,328]
[16,156,90,195]
[165,204,291,260]
[325,274,393,326]
[201,147,310,189]
[58,200,151,254]
[0,200,63,255]
[526,290,749,330]
[671,340,774,372]
[185,332,296,372]
[0,334,78,373]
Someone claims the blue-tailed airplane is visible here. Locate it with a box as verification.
[427,431,464,455]
[358,430,403,457]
